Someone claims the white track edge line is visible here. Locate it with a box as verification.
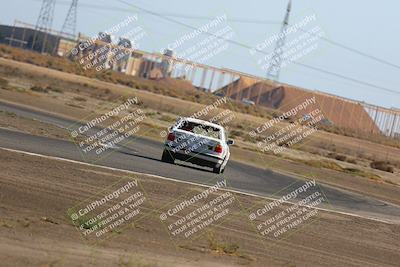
[0,146,398,225]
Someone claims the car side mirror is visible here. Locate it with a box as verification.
[227,139,234,145]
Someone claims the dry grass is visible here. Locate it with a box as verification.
[295,158,382,181]
[327,152,347,162]
[1,44,399,183]
[30,85,49,93]
[72,96,87,102]
[343,168,382,181]
[319,123,400,149]
[1,44,399,153]
[370,161,395,173]
[300,159,344,172]
[0,44,274,119]
[0,76,8,87]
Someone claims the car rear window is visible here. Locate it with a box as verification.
[178,121,221,139]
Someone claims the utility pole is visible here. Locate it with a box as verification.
[61,0,78,37]
[266,0,291,81]
[31,0,56,53]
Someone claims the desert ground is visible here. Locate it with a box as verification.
[0,50,399,267]
[1,148,399,267]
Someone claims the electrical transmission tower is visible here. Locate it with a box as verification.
[31,0,56,53]
[61,0,78,37]
[266,0,291,81]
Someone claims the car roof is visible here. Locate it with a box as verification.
[180,117,224,130]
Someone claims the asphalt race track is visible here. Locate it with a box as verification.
[0,100,399,223]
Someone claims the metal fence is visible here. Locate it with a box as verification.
[2,20,399,140]
[133,52,400,139]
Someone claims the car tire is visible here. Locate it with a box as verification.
[213,165,223,174]
[161,150,174,164]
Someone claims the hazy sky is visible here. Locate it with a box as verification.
[2,0,399,108]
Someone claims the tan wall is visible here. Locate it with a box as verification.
[223,76,380,133]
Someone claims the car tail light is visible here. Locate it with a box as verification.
[215,144,223,153]
[167,133,175,141]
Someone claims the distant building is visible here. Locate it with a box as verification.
[118,37,132,48]
[125,52,144,76]
[110,38,133,72]
[0,21,76,55]
[124,49,175,79]
[56,38,77,56]
[98,32,112,43]
[160,49,174,77]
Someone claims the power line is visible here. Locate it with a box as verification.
[27,0,282,24]
[22,0,400,95]
[293,62,400,95]
[116,0,400,95]
[294,27,400,71]
[60,0,78,37]
[31,0,56,53]
[26,0,400,71]
[266,0,292,81]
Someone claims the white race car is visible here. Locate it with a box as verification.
[161,117,234,174]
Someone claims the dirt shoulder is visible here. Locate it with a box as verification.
[0,57,399,206]
[1,97,400,207]
[0,148,399,267]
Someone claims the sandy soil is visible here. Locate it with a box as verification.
[0,149,399,267]
[0,109,70,140]
[0,57,399,214]
[1,103,399,209]
[0,57,399,166]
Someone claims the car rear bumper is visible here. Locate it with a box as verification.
[164,146,224,168]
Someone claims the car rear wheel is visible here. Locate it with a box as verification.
[161,150,174,164]
[213,165,224,174]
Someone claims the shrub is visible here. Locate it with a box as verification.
[45,85,63,93]
[344,168,381,181]
[0,77,8,87]
[140,84,149,91]
[346,158,357,164]
[207,233,239,255]
[370,161,394,173]
[30,85,48,93]
[334,154,347,161]
[299,159,344,172]
[327,152,347,161]
[73,96,87,102]
[229,130,243,138]
[159,114,175,122]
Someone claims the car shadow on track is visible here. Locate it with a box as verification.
[118,150,215,174]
